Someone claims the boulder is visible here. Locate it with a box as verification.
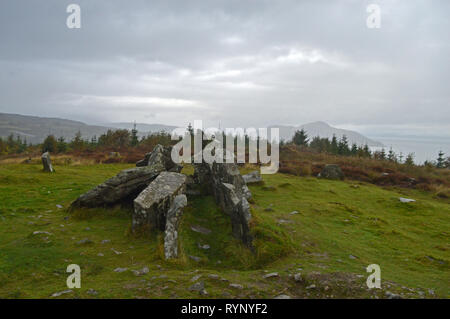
[70,165,163,208]
[318,164,344,180]
[194,162,253,248]
[41,152,54,172]
[164,194,188,259]
[133,171,187,232]
[242,171,262,184]
[136,144,181,172]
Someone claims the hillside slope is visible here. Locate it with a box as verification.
[0,163,448,298]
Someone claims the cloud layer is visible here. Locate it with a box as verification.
[0,0,448,137]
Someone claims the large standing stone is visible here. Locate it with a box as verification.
[136,144,181,172]
[242,171,262,184]
[70,166,163,208]
[133,172,187,232]
[41,152,54,173]
[194,162,253,248]
[164,194,188,259]
[318,164,344,180]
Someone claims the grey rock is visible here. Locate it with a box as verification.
[194,162,253,248]
[290,211,299,215]
[349,254,358,260]
[306,284,316,289]
[191,275,202,282]
[294,273,303,282]
[274,294,292,299]
[114,267,128,273]
[189,255,201,262]
[33,231,52,236]
[229,283,244,290]
[76,238,93,245]
[318,164,344,180]
[164,194,188,259]
[56,204,63,209]
[208,274,219,279]
[71,166,163,208]
[263,272,279,279]
[101,239,111,244]
[133,172,187,232]
[242,170,262,184]
[385,291,402,299]
[51,289,72,297]
[188,281,205,292]
[399,197,416,203]
[87,288,98,295]
[191,225,212,235]
[42,152,54,173]
[136,144,180,172]
[132,267,149,276]
[197,243,210,250]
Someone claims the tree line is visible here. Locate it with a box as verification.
[288,129,449,168]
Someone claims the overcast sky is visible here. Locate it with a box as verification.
[0,0,449,137]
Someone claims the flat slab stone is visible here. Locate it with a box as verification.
[190,225,212,235]
[133,172,187,231]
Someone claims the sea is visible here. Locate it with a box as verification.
[369,136,450,165]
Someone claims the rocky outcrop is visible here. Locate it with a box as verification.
[41,152,54,172]
[194,162,253,248]
[242,170,262,184]
[318,164,344,180]
[136,144,182,172]
[164,194,188,259]
[70,166,163,208]
[133,172,187,232]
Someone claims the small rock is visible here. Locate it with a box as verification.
[87,288,98,295]
[306,284,316,289]
[191,275,202,282]
[33,231,52,236]
[190,225,212,235]
[77,238,93,245]
[197,243,210,250]
[428,289,435,295]
[263,272,279,279]
[274,294,291,299]
[132,267,149,276]
[84,227,91,231]
[188,281,205,292]
[97,253,104,257]
[189,255,201,262]
[290,211,299,215]
[385,291,402,299]
[56,204,63,209]
[399,197,416,203]
[111,248,123,255]
[208,274,219,280]
[349,254,358,260]
[294,273,303,282]
[51,290,73,297]
[229,283,244,290]
[114,267,128,273]
[101,239,111,244]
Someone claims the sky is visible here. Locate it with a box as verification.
[0,0,449,138]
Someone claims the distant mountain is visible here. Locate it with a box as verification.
[270,121,383,147]
[0,113,175,144]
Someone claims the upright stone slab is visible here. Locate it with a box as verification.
[194,162,253,248]
[70,166,164,208]
[242,171,262,184]
[133,172,187,232]
[136,144,182,172]
[164,194,188,259]
[41,152,54,173]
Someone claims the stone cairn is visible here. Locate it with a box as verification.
[41,152,54,172]
[70,144,260,259]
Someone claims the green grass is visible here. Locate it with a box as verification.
[0,163,448,298]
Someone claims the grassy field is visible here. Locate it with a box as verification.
[0,163,448,298]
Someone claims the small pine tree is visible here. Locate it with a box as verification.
[131,122,139,147]
[42,135,57,153]
[436,150,445,168]
[330,134,338,154]
[387,147,396,162]
[57,136,67,153]
[293,129,309,147]
[337,135,349,155]
[405,153,415,166]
